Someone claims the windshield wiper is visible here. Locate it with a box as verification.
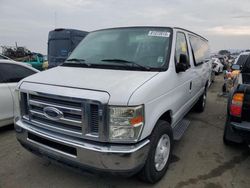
[66,58,86,62]
[64,58,91,67]
[101,58,150,70]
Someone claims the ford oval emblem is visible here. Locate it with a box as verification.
[43,106,63,121]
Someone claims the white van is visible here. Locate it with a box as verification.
[14,26,211,183]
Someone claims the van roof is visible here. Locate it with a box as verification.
[91,26,208,41]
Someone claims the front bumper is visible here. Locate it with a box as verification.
[15,120,150,174]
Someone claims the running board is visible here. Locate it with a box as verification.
[173,119,190,140]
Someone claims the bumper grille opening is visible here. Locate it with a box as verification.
[90,104,99,133]
[20,93,28,115]
[28,132,77,156]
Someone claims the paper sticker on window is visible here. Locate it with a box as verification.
[157,56,164,63]
[181,43,187,53]
[148,31,170,37]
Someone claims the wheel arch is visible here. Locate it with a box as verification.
[145,109,173,140]
[158,110,172,125]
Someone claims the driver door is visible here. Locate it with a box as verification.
[173,32,193,122]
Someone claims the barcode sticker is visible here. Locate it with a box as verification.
[148,31,170,37]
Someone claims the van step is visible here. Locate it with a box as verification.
[173,119,190,140]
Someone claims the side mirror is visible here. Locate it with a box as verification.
[176,54,188,73]
[231,64,240,71]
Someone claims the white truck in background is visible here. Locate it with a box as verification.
[14,26,211,183]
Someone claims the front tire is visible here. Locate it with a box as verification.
[139,120,173,183]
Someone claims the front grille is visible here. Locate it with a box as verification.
[20,91,105,141]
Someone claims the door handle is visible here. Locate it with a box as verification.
[189,81,192,90]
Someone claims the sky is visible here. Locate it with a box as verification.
[1,0,250,54]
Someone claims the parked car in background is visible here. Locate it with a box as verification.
[234,51,250,67]
[212,58,224,75]
[209,62,216,85]
[204,58,214,87]
[15,26,210,183]
[0,60,38,127]
[223,54,250,145]
[48,28,88,68]
[23,53,44,71]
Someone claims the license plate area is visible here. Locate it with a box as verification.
[28,132,77,157]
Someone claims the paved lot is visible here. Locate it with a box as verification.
[0,75,250,188]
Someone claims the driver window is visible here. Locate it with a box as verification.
[175,32,189,66]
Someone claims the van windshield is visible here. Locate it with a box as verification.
[64,27,172,71]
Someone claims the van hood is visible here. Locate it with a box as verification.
[21,66,159,105]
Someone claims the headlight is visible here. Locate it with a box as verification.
[109,105,144,142]
[14,89,21,121]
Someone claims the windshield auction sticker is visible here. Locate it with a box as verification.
[148,31,170,37]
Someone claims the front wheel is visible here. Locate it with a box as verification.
[139,120,173,183]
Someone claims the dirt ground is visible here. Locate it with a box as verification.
[0,75,250,188]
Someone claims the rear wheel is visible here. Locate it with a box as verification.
[139,120,173,183]
[194,89,207,113]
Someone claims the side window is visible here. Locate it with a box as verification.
[175,32,189,66]
[189,35,209,65]
[0,63,36,83]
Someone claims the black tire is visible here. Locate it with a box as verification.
[139,120,173,183]
[194,89,207,113]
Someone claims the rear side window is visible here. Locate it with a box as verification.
[189,35,209,65]
[0,63,36,83]
[175,32,189,65]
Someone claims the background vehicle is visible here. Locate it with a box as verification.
[23,53,44,71]
[15,27,210,183]
[223,55,250,145]
[234,51,250,67]
[206,59,215,86]
[212,58,224,75]
[0,60,38,127]
[210,64,216,85]
[48,28,88,68]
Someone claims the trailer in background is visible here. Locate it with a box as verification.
[48,28,88,68]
